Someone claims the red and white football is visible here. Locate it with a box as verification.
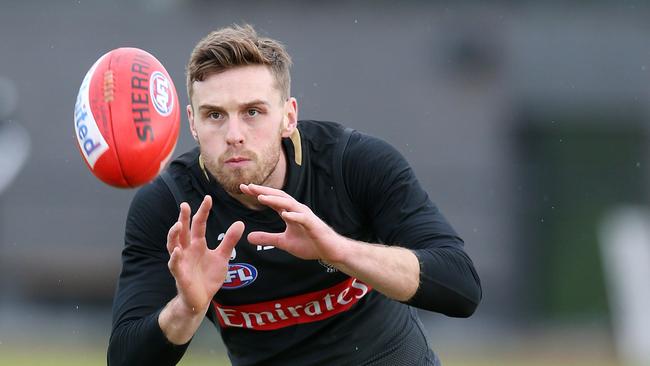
[73,47,180,188]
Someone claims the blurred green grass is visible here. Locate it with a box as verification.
[0,346,231,366]
[0,347,621,366]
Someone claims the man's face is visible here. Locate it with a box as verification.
[187,65,297,195]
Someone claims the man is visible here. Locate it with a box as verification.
[108,24,481,366]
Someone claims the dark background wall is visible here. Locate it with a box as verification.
[1,1,649,364]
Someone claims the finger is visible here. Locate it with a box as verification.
[239,183,254,196]
[168,246,183,278]
[190,195,212,241]
[179,202,191,247]
[166,221,182,254]
[247,231,283,246]
[215,221,245,257]
[281,211,310,226]
[257,194,303,214]
[242,183,292,199]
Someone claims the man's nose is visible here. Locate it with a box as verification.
[225,119,245,146]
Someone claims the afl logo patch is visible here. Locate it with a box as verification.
[222,263,258,289]
[149,71,173,117]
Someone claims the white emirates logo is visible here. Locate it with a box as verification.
[212,278,370,331]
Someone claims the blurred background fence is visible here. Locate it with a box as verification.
[1,1,649,365]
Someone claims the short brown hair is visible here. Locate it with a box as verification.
[186,24,292,102]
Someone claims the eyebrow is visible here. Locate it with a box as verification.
[197,104,225,114]
[197,99,271,113]
[242,100,271,109]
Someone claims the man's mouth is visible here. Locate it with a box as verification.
[224,156,251,167]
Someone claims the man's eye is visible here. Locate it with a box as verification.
[247,109,259,117]
[208,112,222,120]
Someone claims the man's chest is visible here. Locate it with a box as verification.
[203,205,350,306]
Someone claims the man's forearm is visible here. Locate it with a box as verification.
[108,310,191,366]
[329,237,420,302]
[158,295,208,345]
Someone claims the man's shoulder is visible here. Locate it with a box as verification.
[297,120,347,143]
[296,120,385,150]
[130,147,199,208]
[296,120,399,167]
[163,147,202,193]
[168,146,200,172]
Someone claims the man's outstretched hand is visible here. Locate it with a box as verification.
[239,183,421,302]
[240,183,345,264]
[160,195,244,345]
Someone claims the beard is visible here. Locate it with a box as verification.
[201,129,283,196]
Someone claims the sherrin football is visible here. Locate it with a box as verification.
[73,47,180,188]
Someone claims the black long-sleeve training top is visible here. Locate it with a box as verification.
[108,120,482,366]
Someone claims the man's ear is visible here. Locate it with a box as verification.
[187,104,198,141]
[281,97,298,138]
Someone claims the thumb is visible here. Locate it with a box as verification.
[216,221,245,257]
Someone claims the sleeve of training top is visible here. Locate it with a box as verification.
[107,179,190,365]
[342,131,482,317]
